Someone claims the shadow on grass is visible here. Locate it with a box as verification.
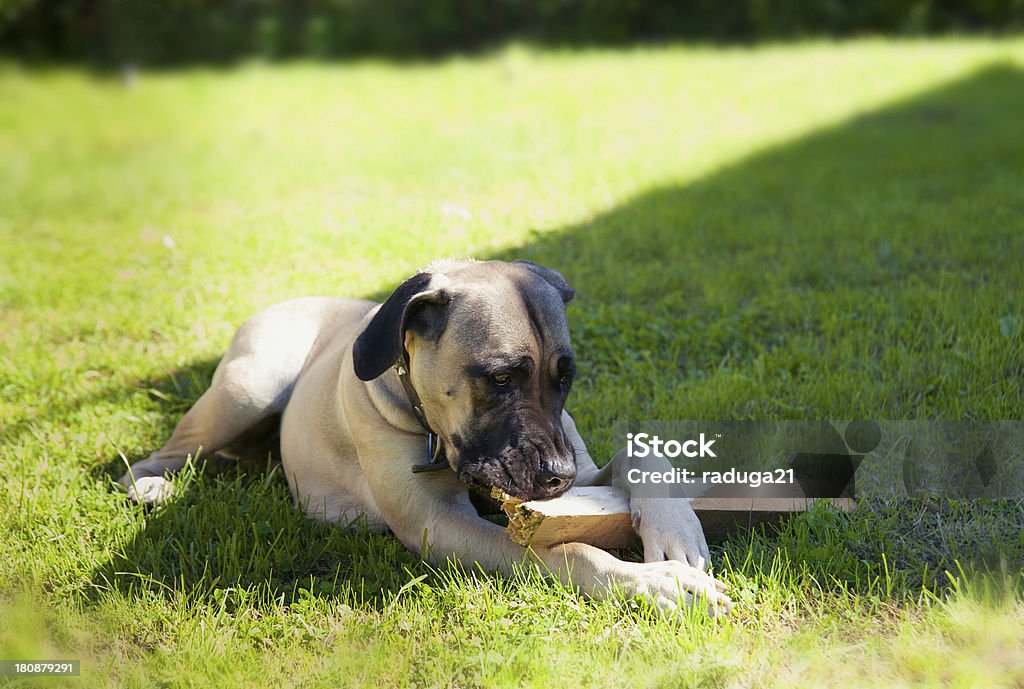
[88,63,1024,610]
[85,360,431,610]
[498,62,1024,417]
[1,358,222,490]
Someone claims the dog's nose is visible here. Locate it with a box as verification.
[536,468,573,495]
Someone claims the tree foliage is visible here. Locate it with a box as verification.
[2,0,1023,65]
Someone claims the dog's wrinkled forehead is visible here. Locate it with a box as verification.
[433,260,572,351]
[351,259,573,383]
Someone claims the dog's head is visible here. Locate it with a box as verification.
[352,259,577,501]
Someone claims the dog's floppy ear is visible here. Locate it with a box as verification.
[353,272,451,381]
[513,260,575,304]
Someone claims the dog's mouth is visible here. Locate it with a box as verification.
[457,461,523,499]
[456,459,574,502]
[457,468,497,497]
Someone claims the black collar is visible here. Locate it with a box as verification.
[394,351,447,473]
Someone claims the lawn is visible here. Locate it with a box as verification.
[2,38,1024,688]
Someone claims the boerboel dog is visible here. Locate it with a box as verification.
[119,259,731,614]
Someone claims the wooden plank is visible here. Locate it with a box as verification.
[499,486,635,550]
[497,486,855,549]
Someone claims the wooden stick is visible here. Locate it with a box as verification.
[495,486,855,549]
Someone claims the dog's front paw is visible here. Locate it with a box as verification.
[631,498,710,570]
[621,559,732,616]
[123,476,175,504]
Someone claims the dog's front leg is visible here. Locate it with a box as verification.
[561,412,712,572]
[356,434,729,614]
[607,448,712,571]
[404,483,730,615]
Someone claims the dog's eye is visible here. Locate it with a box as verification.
[492,373,512,387]
[559,374,573,388]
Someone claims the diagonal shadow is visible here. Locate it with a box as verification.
[497,62,1024,440]
[2,357,221,474]
[88,63,1024,609]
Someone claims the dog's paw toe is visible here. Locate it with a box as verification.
[630,560,733,617]
[125,476,174,504]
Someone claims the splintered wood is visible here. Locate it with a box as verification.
[494,486,855,549]
[495,486,636,550]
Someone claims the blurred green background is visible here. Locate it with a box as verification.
[3,0,1024,65]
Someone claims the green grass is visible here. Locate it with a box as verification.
[2,38,1024,687]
